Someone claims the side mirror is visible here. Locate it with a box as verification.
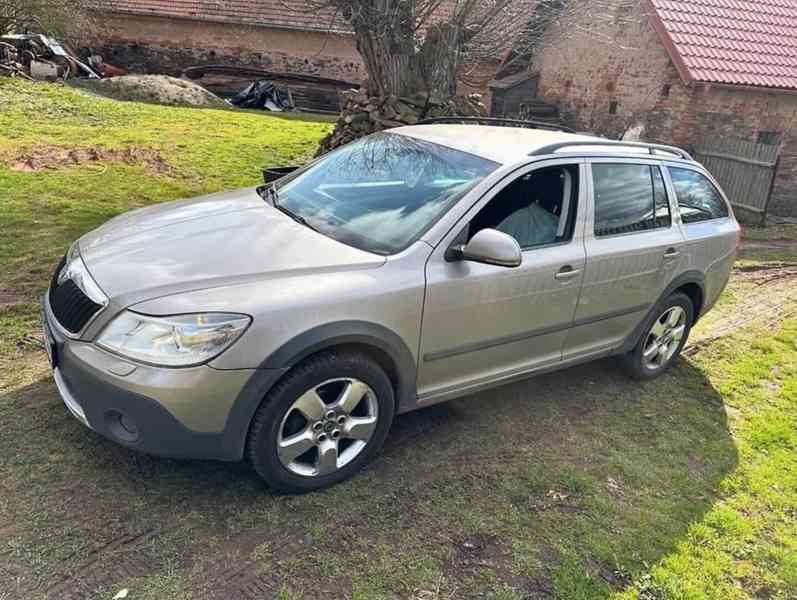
[452,229,522,268]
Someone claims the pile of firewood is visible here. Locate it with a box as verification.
[317,87,487,155]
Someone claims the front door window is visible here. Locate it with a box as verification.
[467,165,580,249]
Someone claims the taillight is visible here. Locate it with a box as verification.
[735,224,743,250]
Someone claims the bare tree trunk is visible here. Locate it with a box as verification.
[418,22,463,102]
[348,0,425,98]
[346,0,467,102]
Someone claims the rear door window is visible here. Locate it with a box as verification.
[592,164,671,237]
[669,167,730,223]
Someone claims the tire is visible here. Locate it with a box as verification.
[621,292,694,381]
[246,351,395,493]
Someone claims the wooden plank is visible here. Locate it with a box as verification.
[696,150,778,168]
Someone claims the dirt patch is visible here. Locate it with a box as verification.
[0,288,24,308]
[72,75,227,108]
[46,528,166,600]
[8,145,173,175]
[734,263,797,281]
[686,263,797,355]
[742,240,797,250]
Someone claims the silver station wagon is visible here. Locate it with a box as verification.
[41,119,740,492]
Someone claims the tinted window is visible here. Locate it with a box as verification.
[468,165,579,249]
[593,164,671,237]
[273,132,498,255]
[669,168,729,223]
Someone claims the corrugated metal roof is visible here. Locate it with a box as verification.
[648,0,797,90]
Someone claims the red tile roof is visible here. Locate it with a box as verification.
[104,0,350,33]
[648,0,797,90]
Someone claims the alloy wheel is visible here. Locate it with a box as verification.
[276,378,379,477]
[642,306,687,370]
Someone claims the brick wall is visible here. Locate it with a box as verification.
[531,0,797,218]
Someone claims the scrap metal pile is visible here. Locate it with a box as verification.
[0,33,124,81]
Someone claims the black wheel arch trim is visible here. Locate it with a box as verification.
[259,320,417,407]
[220,323,415,461]
[618,271,705,355]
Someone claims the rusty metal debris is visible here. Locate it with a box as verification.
[0,33,106,81]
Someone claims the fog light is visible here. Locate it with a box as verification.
[105,410,139,443]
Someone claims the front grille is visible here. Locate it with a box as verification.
[48,256,104,334]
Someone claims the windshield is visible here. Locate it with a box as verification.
[273,132,499,255]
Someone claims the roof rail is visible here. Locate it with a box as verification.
[530,140,693,160]
[418,116,575,134]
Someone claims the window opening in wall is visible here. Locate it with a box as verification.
[757,131,782,146]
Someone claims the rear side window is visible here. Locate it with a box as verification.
[592,164,671,237]
[669,168,729,223]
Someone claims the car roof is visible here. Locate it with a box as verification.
[393,124,605,165]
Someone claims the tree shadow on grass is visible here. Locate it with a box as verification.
[0,354,737,599]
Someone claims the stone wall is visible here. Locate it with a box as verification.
[531,0,797,218]
[90,13,496,96]
[92,14,367,83]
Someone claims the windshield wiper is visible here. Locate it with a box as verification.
[264,187,320,233]
[279,206,318,231]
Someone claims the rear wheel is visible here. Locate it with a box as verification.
[622,292,694,380]
[246,351,395,493]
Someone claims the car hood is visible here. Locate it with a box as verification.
[78,187,385,302]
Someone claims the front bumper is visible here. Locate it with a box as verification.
[41,296,287,461]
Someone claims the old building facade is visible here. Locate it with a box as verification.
[93,1,365,83]
[531,0,797,218]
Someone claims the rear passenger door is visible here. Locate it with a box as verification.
[563,159,685,360]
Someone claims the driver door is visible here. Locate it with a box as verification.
[417,160,587,404]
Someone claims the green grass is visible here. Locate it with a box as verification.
[1,80,796,600]
[742,223,797,242]
[613,321,797,600]
[0,78,333,362]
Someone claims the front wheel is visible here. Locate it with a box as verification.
[622,292,694,380]
[246,351,395,493]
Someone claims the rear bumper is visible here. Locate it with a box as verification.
[42,296,287,461]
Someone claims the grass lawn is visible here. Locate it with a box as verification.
[0,79,333,373]
[1,80,796,600]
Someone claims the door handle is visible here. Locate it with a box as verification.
[664,248,680,260]
[555,266,581,281]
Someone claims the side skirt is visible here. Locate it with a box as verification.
[411,346,617,411]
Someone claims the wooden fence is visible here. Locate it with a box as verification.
[693,138,780,219]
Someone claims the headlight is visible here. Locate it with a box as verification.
[97,311,251,367]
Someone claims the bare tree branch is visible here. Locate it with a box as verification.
[1,0,106,43]
[277,0,642,102]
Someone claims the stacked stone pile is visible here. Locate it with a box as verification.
[317,88,487,154]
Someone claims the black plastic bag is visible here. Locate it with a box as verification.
[229,80,293,111]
